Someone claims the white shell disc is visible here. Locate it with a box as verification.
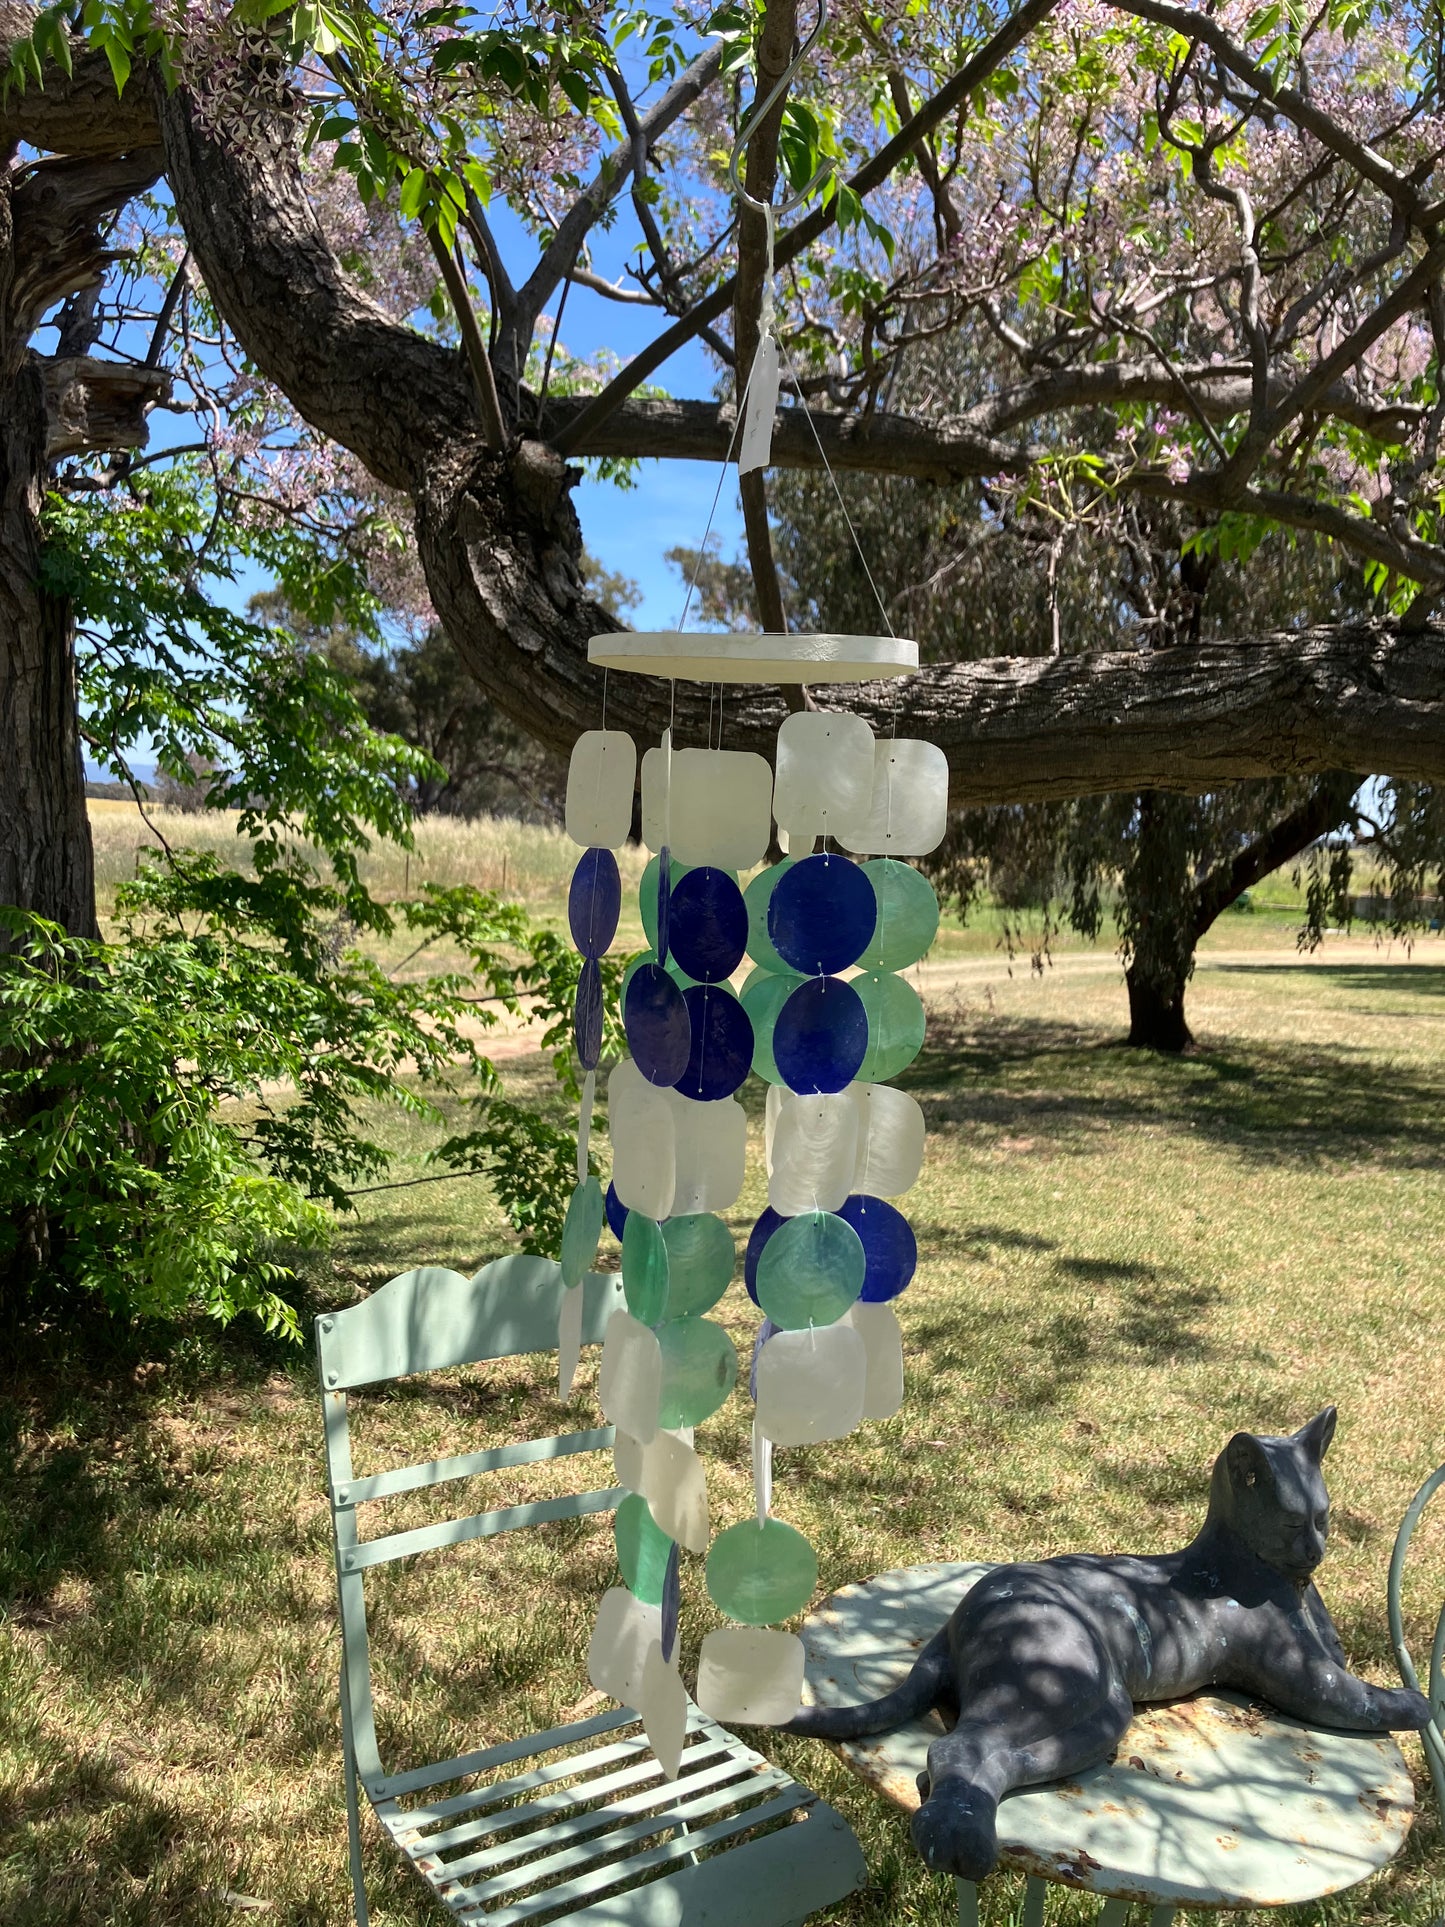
[695,1627,805,1726]
[608,1058,676,1219]
[773,711,876,841]
[587,1585,661,1703]
[755,1323,867,1447]
[769,1091,861,1217]
[638,1641,689,1781]
[851,1082,926,1199]
[598,1310,662,1444]
[565,730,637,850]
[668,748,773,869]
[848,1300,905,1420]
[837,738,949,857]
[669,1091,747,1215]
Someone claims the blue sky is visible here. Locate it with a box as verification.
[486,200,745,629]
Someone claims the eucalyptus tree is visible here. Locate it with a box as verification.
[4,0,1445,949]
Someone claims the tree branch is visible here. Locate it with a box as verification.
[553,0,1061,452]
[733,0,799,643]
[1191,771,1361,937]
[541,391,1025,480]
[159,86,474,493]
[0,11,159,154]
[428,228,507,449]
[513,41,725,340]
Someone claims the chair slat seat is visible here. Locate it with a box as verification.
[318,1257,867,1927]
[419,1735,744,1853]
[383,1709,637,1803]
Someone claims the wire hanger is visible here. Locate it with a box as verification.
[726,0,835,219]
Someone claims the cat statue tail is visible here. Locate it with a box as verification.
[786,1625,951,1739]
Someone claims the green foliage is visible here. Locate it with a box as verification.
[49,471,424,932]
[0,853,613,1328]
[2,472,608,1334]
[0,904,325,1336]
[429,906,631,1255]
[440,1099,588,1258]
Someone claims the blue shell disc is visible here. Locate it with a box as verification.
[661,1541,681,1663]
[674,982,754,1102]
[575,957,604,1070]
[568,848,621,959]
[605,1181,629,1241]
[667,866,748,983]
[624,962,691,1086]
[772,975,868,1094]
[838,1193,918,1302]
[743,1207,790,1304]
[767,851,877,976]
[656,846,674,965]
[641,853,692,951]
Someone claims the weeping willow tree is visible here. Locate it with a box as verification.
[683,438,1439,1049]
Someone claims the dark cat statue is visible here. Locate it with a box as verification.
[788,1408,1432,1881]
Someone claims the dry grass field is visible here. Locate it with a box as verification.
[1,809,1441,1926]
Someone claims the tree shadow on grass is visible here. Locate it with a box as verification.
[0,1739,234,1927]
[1210,960,1445,999]
[909,1006,1445,1171]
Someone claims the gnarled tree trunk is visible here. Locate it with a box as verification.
[0,169,96,941]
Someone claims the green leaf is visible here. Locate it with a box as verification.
[399,166,429,219]
[558,66,591,114]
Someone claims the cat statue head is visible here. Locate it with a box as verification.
[1206,1406,1336,1585]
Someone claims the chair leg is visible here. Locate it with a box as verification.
[956,1878,980,1927]
[340,1661,371,1927]
[1147,1908,1177,1927]
[1098,1902,1130,1927]
[1022,1876,1047,1927]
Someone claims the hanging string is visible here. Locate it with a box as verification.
[776,334,896,642]
[676,344,758,635]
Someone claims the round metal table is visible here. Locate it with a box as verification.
[800,1562,1415,1924]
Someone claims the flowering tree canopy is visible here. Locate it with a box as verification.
[5,0,1445,840]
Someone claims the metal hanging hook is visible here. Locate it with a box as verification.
[726,0,834,219]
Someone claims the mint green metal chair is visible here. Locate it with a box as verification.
[317,1254,867,1927]
[1388,1460,1445,1818]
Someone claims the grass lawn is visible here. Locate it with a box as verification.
[4,824,1443,1926]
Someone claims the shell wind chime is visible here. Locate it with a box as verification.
[553,0,948,1775]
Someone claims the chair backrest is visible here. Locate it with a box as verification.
[317,1255,627,1792]
[1388,1461,1445,1816]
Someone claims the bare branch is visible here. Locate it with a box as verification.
[428,228,507,449]
[515,41,726,335]
[553,0,1062,453]
[568,264,658,305]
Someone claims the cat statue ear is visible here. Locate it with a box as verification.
[1295,1406,1337,1461]
[1226,1432,1270,1489]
